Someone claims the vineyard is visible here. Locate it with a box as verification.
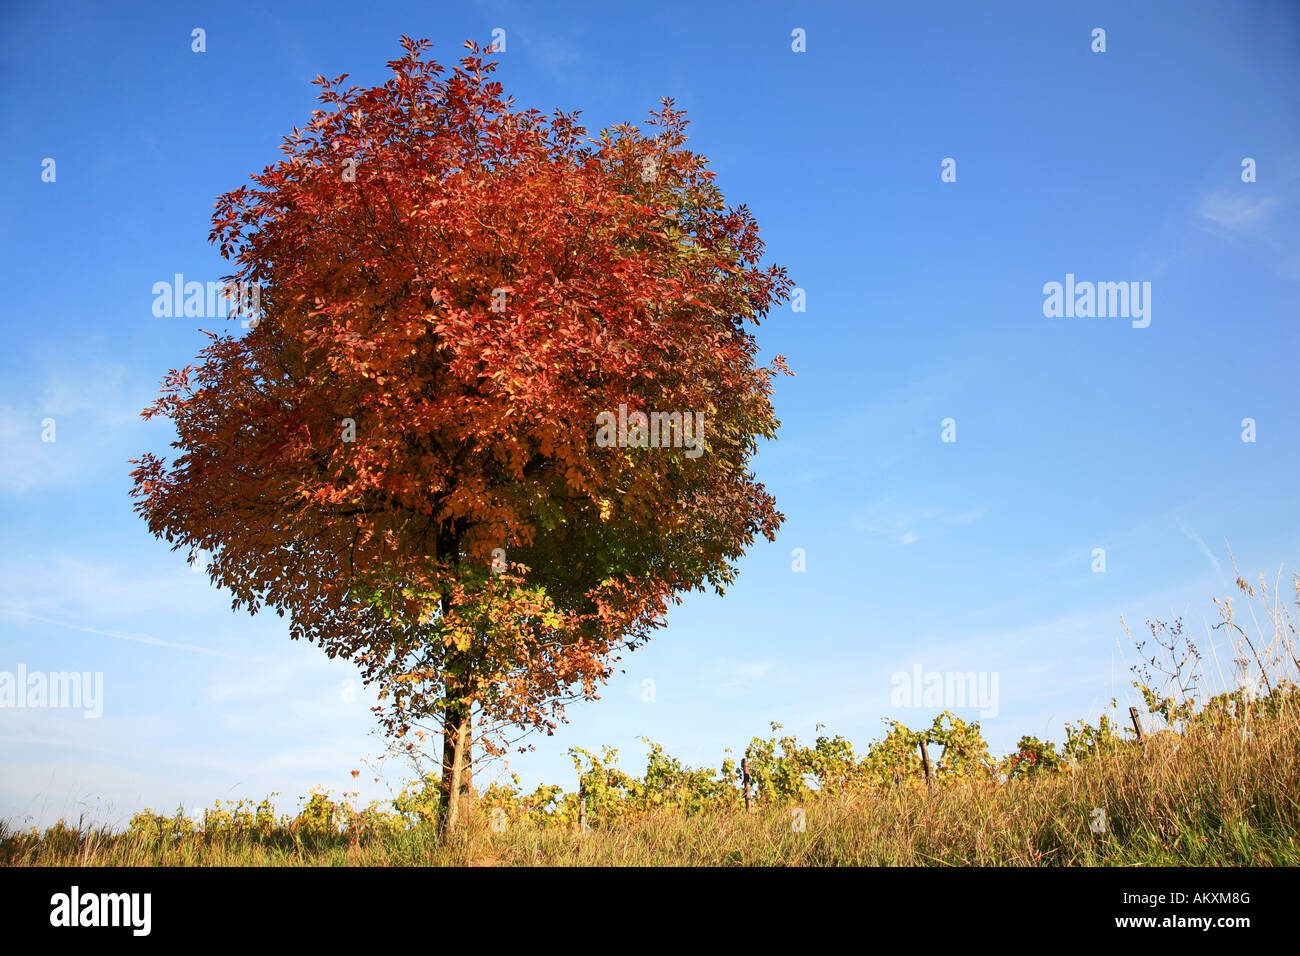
[5,573,1298,866]
[5,683,1296,866]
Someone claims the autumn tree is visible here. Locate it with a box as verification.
[129,37,792,832]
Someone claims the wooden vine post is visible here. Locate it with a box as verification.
[1128,705,1145,741]
[918,738,934,792]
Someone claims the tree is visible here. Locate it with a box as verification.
[129,37,792,833]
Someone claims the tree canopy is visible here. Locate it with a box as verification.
[129,37,792,823]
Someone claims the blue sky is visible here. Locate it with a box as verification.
[2,0,1298,828]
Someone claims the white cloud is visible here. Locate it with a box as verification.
[1196,192,1277,232]
[1191,168,1300,281]
[0,555,232,622]
[853,496,987,545]
[704,658,779,692]
[0,360,157,493]
[38,363,138,422]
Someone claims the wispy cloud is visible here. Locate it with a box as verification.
[1195,192,1277,233]
[853,496,989,546]
[0,555,230,621]
[1175,516,1223,578]
[703,658,779,692]
[0,608,232,658]
[1191,158,1300,280]
[473,0,590,91]
[0,360,154,493]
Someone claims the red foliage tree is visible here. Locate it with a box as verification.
[129,37,792,831]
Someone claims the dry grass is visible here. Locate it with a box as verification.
[8,564,1297,866]
[5,701,1296,867]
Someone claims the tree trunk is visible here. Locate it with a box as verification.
[435,527,474,840]
[442,710,468,831]
[440,701,472,830]
[438,653,474,839]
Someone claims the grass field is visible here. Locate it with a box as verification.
[7,574,1297,867]
[4,695,1296,867]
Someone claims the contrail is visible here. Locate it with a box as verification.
[1175,516,1223,577]
[0,608,232,658]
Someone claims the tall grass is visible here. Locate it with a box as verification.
[4,565,1297,866]
[3,699,1296,866]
